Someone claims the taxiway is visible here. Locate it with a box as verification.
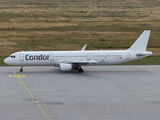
[1,65,160,120]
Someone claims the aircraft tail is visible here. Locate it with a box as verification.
[128,30,151,51]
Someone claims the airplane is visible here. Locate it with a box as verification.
[4,30,152,73]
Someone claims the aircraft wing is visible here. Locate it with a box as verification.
[81,44,87,51]
[57,60,98,65]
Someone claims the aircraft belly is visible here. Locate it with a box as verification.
[26,60,53,66]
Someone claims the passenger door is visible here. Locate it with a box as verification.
[19,53,24,61]
[126,52,130,60]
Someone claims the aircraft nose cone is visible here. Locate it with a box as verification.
[4,58,7,64]
[4,58,9,64]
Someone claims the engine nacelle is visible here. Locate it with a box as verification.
[59,63,72,71]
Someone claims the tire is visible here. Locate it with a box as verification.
[20,69,23,72]
[78,68,83,73]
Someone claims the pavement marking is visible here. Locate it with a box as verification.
[13,71,50,120]
[9,75,26,77]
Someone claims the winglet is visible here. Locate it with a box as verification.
[81,44,87,51]
[128,30,151,51]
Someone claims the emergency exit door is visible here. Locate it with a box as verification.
[50,53,54,61]
[87,54,91,61]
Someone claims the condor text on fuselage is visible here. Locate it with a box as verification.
[4,30,152,73]
[25,54,50,61]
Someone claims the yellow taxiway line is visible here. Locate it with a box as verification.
[13,71,50,120]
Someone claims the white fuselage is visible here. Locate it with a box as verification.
[4,50,152,66]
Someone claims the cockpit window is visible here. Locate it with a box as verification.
[10,55,16,58]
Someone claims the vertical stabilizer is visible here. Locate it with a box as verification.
[128,30,151,51]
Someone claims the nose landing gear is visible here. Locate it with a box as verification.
[20,65,23,72]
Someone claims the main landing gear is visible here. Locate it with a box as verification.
[73,66,83,73]
[20,65,23,72]
[78,68,83,73]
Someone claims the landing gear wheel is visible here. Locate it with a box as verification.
[20,65,23,72]
[78,68,83,73]
[74,67,78,70]
[20,69,23,72]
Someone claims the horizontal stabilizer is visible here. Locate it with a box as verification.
[136,51,152,57]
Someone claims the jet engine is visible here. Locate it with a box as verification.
[59,63,72,71]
